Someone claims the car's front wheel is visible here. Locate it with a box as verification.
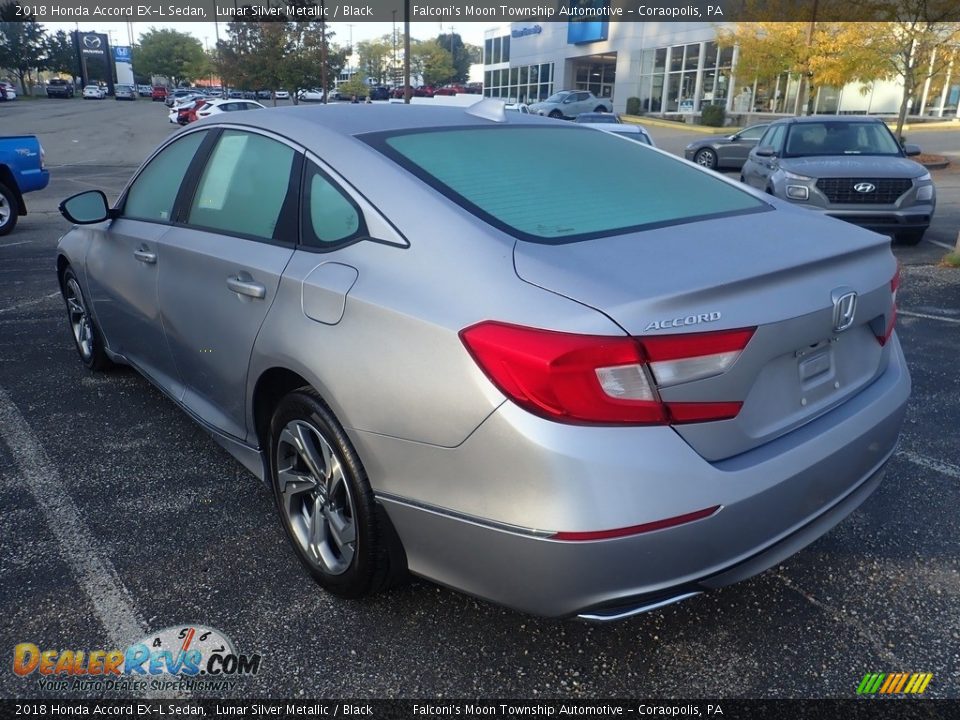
[594,106,607,113]
[268,389,403,598]
[0,182,18,236]
[896,229,926,246]
[549,110,563,119]
[61,267,112,371]
[694,148,718,169]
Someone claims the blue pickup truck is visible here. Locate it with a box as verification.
[1,135,50,235]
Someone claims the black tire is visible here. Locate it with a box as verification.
[268,388,404,598]
[549,110,563,119]
[594,106,607,113]
[694,148,718,169]
[0,181,18,236]
[895,229,925,246]
[60,266,112,371]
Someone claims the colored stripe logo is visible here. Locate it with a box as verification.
[857,673,933,694]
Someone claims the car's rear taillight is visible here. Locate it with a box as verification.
[460,322,755,426]
[877,263,900,346]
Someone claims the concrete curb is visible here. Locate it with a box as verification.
[620,115,732,134]
[922,159,951,170]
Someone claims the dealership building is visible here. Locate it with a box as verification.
[483,21,960,118]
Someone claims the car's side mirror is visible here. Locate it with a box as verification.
[754,146,777,158]
[903,143,922,157]
[60,190,112,224]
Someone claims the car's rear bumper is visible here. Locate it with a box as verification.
[362,336,910,618]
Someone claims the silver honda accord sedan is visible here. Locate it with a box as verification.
[56,101,910,620]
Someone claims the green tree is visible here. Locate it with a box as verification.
[43,29,78,78]
[0,10,47,94]
[412,40,455,86]
[278,23,347,104]
[220,20,345,102]
[857,0,960,139]
[135,27,206,86]
[338,76,369,99]
[436,32,472,83]
[357,38,392,85]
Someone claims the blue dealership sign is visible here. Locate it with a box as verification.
[114,46,132,63]
[567,0,609,44]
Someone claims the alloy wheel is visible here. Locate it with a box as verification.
[695,149,717,169]
[65,277,94,361]
[0,191,11,228]
[275,419,357,575]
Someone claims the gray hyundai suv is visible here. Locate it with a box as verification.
[741,116,935,245]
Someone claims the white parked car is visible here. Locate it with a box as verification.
[1,82,16,100]
[275,90,290,100]
[580,122,656,147]
[504,103,529,114]
[82,85,105,100]
[194,98,265,119]
[297,88,324,102]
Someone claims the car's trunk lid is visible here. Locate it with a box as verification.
[513,208,897,461]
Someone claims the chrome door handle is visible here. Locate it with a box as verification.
[227,276,266,299]
[133,249,157,264]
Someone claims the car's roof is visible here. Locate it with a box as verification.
[774,115,885,125]
[204,102,557,138]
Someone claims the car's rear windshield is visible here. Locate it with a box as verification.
[368,126,767,243]
[784,121,902,157]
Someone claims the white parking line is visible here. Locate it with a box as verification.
[898,310,960,324]
[0,240,33,248]
[0,386,147,644]
[897,450,960,480]
[0,291,60,315]
[925,239,956,251]
[0,387,179,698]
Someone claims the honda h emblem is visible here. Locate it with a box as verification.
[832,290,857,333]
[853,182,876,193]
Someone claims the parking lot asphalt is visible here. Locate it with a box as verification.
[1,99,959,700]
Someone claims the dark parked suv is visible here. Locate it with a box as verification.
[741,116,935,245]
[46,78,75,98]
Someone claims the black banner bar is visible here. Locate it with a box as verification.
[1,700,958,719]
[5,0,960,23]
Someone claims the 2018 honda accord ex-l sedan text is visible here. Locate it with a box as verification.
[56,102,910,620]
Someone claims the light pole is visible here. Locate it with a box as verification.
[404,0,411,103]
[392,10,398,87]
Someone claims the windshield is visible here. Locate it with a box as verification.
[783,121,902,157]
[370,126,766,244]
[544,92,571,103]
[576,114,618,124]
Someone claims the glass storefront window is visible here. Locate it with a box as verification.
[655,48,666,71]
[484,39,492,65]
[684,44,700,71]
[502,36,510,62]
[669,46,683,73]
[493,37,501,65]
[719,46,734,68]
[667,73,681,112]
[703,41,718,70]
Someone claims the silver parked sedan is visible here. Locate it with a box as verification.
[684,123,769,170]
[56,102,910,620]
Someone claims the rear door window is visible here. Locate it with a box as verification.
[186,130,298,241]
